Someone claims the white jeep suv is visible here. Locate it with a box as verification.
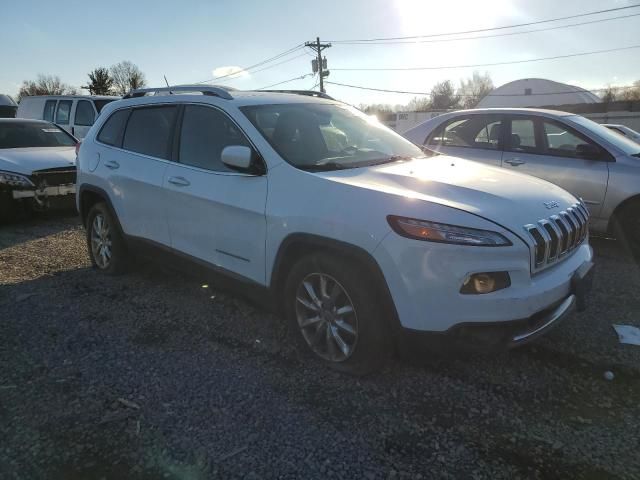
[76,86,594,373]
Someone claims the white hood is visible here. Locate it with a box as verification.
[321,155,578,231]
[0,147,76,175]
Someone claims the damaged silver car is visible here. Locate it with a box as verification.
[0,119,77,220]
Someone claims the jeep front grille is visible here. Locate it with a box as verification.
[524,200,589,271]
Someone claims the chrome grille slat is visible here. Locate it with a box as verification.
[541,219,562,260]
[524,201,590,272]
[550,214,570,254]
[573,206,589,240]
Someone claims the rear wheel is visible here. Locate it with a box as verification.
[283,252,391,375]
[612,201,640,258]
[86,202,128,274]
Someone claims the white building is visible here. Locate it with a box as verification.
[0,94,17,118]
[477,78,601,108]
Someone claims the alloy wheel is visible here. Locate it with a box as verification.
[90,213,112,269]
[295,273,358,362]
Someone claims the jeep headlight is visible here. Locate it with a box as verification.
[387,215,511,246]
[0,171,34,188]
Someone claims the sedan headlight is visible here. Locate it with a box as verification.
[0,171,34,188]
[387,215,512,246]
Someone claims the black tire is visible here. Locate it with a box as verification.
[0,191,15,223]
[283,252,392,375]
[612,201,640,259]
[85,202,128,275]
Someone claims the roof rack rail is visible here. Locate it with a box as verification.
[260,89,335,100]
[123,85,234,100]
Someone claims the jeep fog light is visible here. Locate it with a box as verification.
[460,272,510,294]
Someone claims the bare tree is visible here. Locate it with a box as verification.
[401,96,431,112]
[85,68,115,95]
[110,61,146,95]
[621,80,640,101]
[359,103,395,115]
[429,81,460,110]
[458,71,494,109]
[601,85,620,103]
[18,75,77,100]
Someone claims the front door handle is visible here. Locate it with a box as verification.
[104,160,120,169]
[505,158,526,166]
[168,176,190,187]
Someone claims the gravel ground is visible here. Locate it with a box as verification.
[1,212,640,479]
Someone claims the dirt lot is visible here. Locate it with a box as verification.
[1,213,640,479]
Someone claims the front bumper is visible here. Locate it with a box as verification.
[11,184,76,199]
[400,258,593,350]
[400,294,578,352]
[374,228,594,333]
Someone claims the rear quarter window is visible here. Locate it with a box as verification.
[97,109,130,147]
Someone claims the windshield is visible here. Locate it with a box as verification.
[241,103,424,170]
[568,115,640,156]
[0,121,76,149]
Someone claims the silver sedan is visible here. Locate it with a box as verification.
[403,108,640,253]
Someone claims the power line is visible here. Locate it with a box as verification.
[327,3,640,43]
[244,52,309,75]
[326,80,636,97]
[194,44,304,84]
[258,73,314,90]
[331,44,640,71]
[332,12,640,45]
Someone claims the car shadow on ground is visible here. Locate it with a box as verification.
[0,210,79,251]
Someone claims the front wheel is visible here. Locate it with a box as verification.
[283,253,392,375]
[86,202,128,274]
[0,191,15,223]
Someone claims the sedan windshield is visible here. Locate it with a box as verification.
[241,103,425,171]
[0,121,77,149]
[568,115,640,156]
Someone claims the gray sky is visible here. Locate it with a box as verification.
[1,0,639,105]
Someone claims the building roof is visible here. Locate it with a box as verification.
[477,78,601,108]
[0,94,17,107]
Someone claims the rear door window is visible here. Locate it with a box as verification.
[74,100,95,126]
[507,117,539,153]
[97,109,130,147]
[122,106,177,159]
[55,100,72,125]
[43,100,57,122]
[428,115,503,150]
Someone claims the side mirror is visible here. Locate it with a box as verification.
[576,143,601,160]
[221,145,263,174]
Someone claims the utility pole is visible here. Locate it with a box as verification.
[305,37,331,93]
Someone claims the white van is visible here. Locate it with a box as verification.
[17,95,119,139]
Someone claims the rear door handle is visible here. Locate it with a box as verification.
[168,176,190,187]
[104,160,119,169]
[505,158,526,166]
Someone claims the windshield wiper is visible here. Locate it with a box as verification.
[367,155,422,166]
[632,153,640,158]
[302,161,350,172]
